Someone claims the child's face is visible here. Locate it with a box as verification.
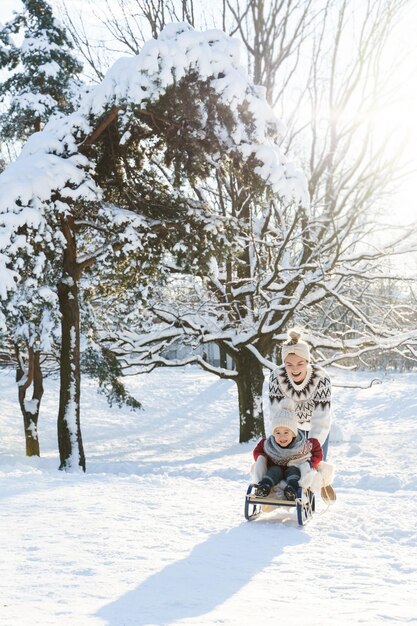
[273,427,295,447]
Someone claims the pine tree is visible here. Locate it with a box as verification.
[0,0,83,457]
[0,0,82,141]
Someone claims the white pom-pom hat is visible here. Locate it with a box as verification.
[281,328,310,363]
[270,398,299,437]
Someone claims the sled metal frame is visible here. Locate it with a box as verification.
[244,484,315,526]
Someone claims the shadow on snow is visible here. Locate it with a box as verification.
[97,521,309,625]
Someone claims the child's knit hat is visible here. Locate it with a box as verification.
[281,328,310,363]
[270,398,299,437]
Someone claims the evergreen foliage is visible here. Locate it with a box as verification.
[0,0,82,141]
[81,347,142,409]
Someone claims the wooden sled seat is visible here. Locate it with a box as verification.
[246,492,297,507]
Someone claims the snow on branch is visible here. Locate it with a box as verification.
[77,22,307,203]
[121,354,238,379]
[306,330,417,368]
[245,343,275,370]
[0,21,307,300]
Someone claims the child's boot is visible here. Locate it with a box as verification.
[254,478,273,497]
[284,484,297,501]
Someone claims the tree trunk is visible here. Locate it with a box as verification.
[57,217,86,471]
[219,343,228,369]
[234,348,266,443]
[15,345,43,457]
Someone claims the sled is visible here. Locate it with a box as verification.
[244,484,315,526]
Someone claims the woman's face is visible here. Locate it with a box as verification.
[284,353,309,383]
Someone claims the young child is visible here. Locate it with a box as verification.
[253,398,323,500]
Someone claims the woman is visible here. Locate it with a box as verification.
[269,329,333,459]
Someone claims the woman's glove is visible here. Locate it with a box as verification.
[316,461,334,487]
[298,462,322,493]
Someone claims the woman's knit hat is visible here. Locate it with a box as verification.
[270,398,299,437]
[281,328,310,363]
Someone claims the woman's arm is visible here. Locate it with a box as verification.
[309,374,333,445]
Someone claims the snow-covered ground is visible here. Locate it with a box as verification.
[1,365,416,626]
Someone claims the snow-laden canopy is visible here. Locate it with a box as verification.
[0,22,308,306]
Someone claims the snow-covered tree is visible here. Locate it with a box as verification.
[0,23,306,468]
[90,0,417,443]
[0,0,82,142]
[0,0,84,456]
[6,286,59,456]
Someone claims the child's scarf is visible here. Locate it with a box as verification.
[264,431,312,466]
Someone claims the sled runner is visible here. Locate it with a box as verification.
[320,484,336,503]
[244,484,315,526]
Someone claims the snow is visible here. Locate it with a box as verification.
[21,34,62,55]
[1,365,416,625]
[23,398,39,415]
[11,91,58,116]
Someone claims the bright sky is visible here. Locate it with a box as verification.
[2,0,417,226]
[377,4,417,226]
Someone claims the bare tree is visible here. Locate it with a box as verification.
[97,0,417,443]
[225,0,321,106]
[60,0,197,81]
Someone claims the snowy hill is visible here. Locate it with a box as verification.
[0,366,416,625]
